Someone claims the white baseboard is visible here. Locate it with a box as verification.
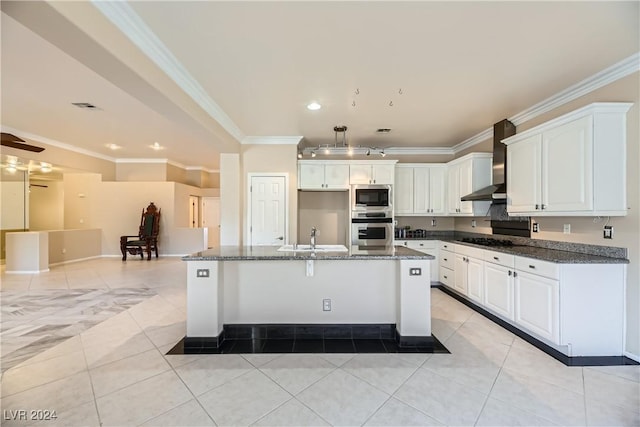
[49,255,103,267]
[5,268,50,274]
[624,350,640,363]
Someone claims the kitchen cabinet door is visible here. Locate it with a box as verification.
[413,167,430,214]
[372,164,394,184]
[542,116,593,212]
[299,163,326,189]
[447,164,460,214]
[514,270,559,344]
[454,254,468,295]
[507,134,542,213]
[394,167,414,214]
[466,256,484,304]
[429,166,447,215]
[457,160,474,215]
[349,164,372,184]
[324,164,350,189]
[483,262,514,320]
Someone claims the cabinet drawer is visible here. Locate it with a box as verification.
[440,241,454,252]
[515,256,559,280]
[455,244,484,259]
[439,267,454,287]
[483,250,515,268]
[407,240,437,251]
[440,250,454,269]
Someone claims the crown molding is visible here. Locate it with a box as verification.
[91,0,245,143]
[0,126,116,162]
[384,146,455,156]
[185,166,220,173]
[241,136,304,145]
[452,52,640,154]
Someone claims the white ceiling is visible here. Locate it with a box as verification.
[1,1,638,171]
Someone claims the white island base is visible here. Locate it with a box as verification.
[185,253,433,347]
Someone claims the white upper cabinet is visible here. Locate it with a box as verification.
[395,164,447,216]
[503,102,632,216]
[446,153,492,216]
[298,161,349,190]
[349,162,395,185]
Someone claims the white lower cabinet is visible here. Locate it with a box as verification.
[483,250,516,321]
[439,246,625,357]
[453,244,484,302]
[483,263,515,321]
[514,269,560,344]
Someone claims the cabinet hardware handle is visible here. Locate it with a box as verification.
[508,270,512,276]
[541,204,546,210]
[535,204,539,210]
[443,258,447,261]
[444,275,448,279]
[493,256,499,260]
[529,265,536,269]
[514,272,518,277]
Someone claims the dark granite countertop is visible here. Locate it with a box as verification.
[445,240,629,264]
[183,245,435,261]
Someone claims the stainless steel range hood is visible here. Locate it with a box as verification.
[461,119,515,201]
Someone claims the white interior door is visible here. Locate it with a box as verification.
[202,197,220,248]
[250,175,287,246]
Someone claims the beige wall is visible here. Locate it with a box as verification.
[241,144,298,244]
[29,180,64,231]
[48,229,101,264]
[166,163,187,183]
[63,173,102,230]
[298,191,350,245]
[115,162,167,181]
[396,216,456,232]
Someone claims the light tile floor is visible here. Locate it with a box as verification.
[1,258,638,427]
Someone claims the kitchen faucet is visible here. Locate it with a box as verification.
[310,227,317,250]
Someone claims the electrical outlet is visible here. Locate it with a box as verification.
[532,223,539,233]
[471,220,477,228]
[196,269,210,278]
[431,218,437,227]
[322,299,331,311]
[563,224,571,234]
[409,268,422,276]
[604,226,613,239]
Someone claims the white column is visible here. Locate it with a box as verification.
[186,260,223,337]
[396,259,431,336]
[219,153,241,246]
[6,231,49,273]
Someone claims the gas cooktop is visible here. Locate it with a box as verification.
[458,237,514,247]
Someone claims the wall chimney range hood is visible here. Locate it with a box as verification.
[461,119,515,201]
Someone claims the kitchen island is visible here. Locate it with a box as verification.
[182,245,435,350]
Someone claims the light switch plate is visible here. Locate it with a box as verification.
[563,224,571,234]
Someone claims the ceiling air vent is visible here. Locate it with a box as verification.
[72,102,98,109]
[376,128,392,133]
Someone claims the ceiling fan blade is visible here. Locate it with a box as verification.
[1,133,45,152]
[1,132,25,142]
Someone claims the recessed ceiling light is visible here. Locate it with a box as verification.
[40,162,52,173]
[150,142,163,150]
[106,143,120,150]
[307,102,322,111]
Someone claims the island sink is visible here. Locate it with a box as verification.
[277,244,348,252]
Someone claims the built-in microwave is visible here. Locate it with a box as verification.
[351,185,392,211]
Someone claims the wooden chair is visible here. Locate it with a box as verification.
[120,202,161,261]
